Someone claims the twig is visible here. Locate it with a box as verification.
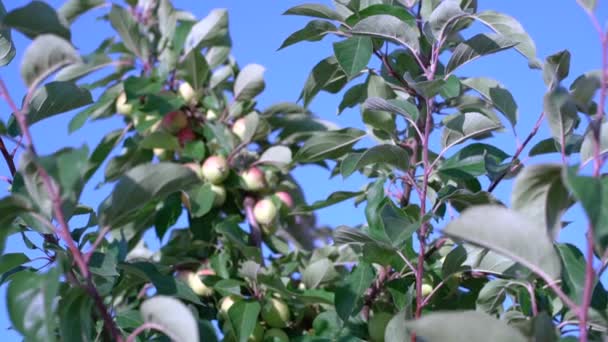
[126,322,170,342]
[84,225,112,263]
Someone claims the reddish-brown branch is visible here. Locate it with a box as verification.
[126,322,169,342]
[0,137,16,176]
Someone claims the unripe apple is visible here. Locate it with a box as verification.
[253,198,278,226]
[178,271,213,297]
[232,117,248,141]
[211,184,226,207]
[115,92,133,115]
[261,298,290,328]
[421,282,433,297]
[161,111,189,133]
[241,167,266,191]
[275,191,294,208]
[368,312,392,342]
[206,109,219,121]
[177,127,196,146]
[202,156,229,184]
[179,82,196,103]
[263,328,289,342]
[219,295,240,318]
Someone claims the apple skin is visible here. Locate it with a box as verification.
[263,328,289,342]
[261,298,291,328]
[177,127,196,146]
[219,295,240,318]
[206,109,219,121]
[115,92,133,115]
[275,191,294,208]
[253,198,278,226]
[241,167,266,191]
[421,283,433,297]
[232,118,248,141]
[202,156,229,184]
[178,271,213,297]
[161,111,189,133]
[211,184,226,207]
[179,82,196,103]
[368,312,393,342]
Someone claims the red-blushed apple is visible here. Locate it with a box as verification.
[368,312,392,342]
[178,82,196,103]
[253,198,278,226]
[177,271,213,297]
[232,117,247,141]
[202,156,229,184]
[206,109,219,121]
[241,167,266,191]
[261,298,291,328]
[115,92,133,115]
[161,111,189,133]
[177,127,196,146]
[263,328,289,342]
[211,184,226,207]
[275,191,294,208]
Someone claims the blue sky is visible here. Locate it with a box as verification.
[0,0,605,340]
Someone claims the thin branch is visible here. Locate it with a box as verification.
[84,226,112,263]
[126,322,171,342]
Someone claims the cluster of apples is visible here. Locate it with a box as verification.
[220,295,291,342]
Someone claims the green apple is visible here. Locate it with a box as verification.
[241,167,266,191]
[219,295,240,318]
[261,298,291,328]
[232,117,248,141]
[161,111,189,133]
[178,271,213,297]
[206,109,219,121]
[254,198,278,226]
[275,191,294,208]
[179,82,196,103]
[115,91,133,115]
[211,184,226,207]
[368,312,392,342]
[202,156,229,184]
[263,328,289,342]
[421,282,433,297]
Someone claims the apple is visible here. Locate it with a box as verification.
[211,184,226,207]
[261,298,291,328]
[206,109,219,121]
[202,156,229,184]
[275,191,294,208]
[421,282,433,297]
[178,271,213,297]
[115,91,133,115]
[161,111,189,133]
[368,312,393,342]
[219,295,240,318]
[263,328,289,342]
[179,82,196,103]
[253,198,278,226]
[177,127,196,146]
[232,117,248,141]
[184,162,204,180]
[241,167,266,191]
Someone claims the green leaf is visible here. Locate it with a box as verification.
[340,144,409,178]
[368,198,417,248]
[299,56,348,107]
[283,4,344,21]
[443,205,561,281]
[441,111,502,148]
[58,287,94,342]
[335,261,374,322]
[258,145,292,167]
[98,163,200,228]
[385,309,412,342]
[543,86,578,143]
[85,129,124,180]
[139,131,180,150]
[4,1,71,40]
[511,164,571,239]
[234,64,266,101]
[7,268,60,341]
[0,195,36,233]
[580,121,608,165]
[227,301,261,342]
[294,128,365,162]
[0,253,30,276]
[69,83,122,132]
[302,258,338,289]
[333,36,372,78]
[345,4,416,27]
[179,50,210,91]
[462,77,518,127]
[294,191,362,214]
[20,34,79,87]
[570,70,602,113]
[89,252,119,277]
[187,183,215,218]
[279,20,336,50]
[475,10,542,68]
[438,143,509,177]
[363,97,420,122]
[556,243,586,304]
[528,135,583,157]
[428,0,466,39]
[155,192,182,240]
[351,15,420,54]
[405,311,527,342]
[109,4,148,59]
[543,50,570,87]
[58,0,104,24]
[476,279,511,314]
[55,53,113,82]
[446,33,517,75]
[26,81,92,126]
[233,111,259,143]
[184,8,229,56]
[0,1,15,67]
[578,0,597,12]
[140,295,200,342]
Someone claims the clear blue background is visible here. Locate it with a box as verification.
[0,0,606,340]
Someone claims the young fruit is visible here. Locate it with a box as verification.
[232,117,248,141]
[161,111,189,133]
[368,312,393,342]
[261,298,291,328]
[263,328,289,342]
[178,271,213,297]
[275,191,294,208]
[178,82,196,103]
[421,282,434,297]
[177,127,196,146]
[219,295,240,318]
[253,198,278,226]
[241,167,266,191]
[115,92,133,115]
[211,184,227,207]
[206,109,219,121]
[202,156,229,184]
